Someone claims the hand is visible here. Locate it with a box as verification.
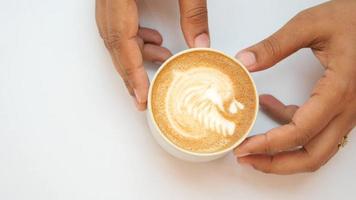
[234,0,356,174]
[95,0,210,110]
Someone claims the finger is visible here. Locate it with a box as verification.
[96,0,133,95]
[106,0,148,110]
[142,44,172,64]
[138,27,163,45]
[238,151,308,175]
[179,0,210,48]
[136,33,172,64]
[237,112,353,174]
[259,94,299,124]
[236,9,320,71]
[235,72,343,156]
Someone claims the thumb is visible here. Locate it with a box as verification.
[179,0,210,48]
[236,10,318,72]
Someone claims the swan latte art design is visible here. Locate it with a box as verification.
[150,50,257,153]
[166,68,244,139]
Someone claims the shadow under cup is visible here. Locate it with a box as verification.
[147,48,259,162]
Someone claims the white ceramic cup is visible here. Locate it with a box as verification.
[146,48,259,162]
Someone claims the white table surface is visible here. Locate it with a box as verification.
[0,0,355,199]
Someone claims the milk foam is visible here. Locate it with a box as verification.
[165,67,244,139]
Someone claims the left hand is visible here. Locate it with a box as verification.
[95,0,209,110]
[234,0,356,174]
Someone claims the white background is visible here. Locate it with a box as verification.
[0,0,355,199]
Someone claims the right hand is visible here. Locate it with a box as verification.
[95,0,210,110]
[234,0,356,174]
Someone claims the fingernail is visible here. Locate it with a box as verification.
[194,33,210,48]
[132,95,147,111]
[236,51,257,69]
[134,89,145,104]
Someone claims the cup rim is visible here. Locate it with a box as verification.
[147,48,259,157]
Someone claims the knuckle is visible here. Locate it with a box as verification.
[294,133,311,146]
[124,66,136,77]
[125,65,143,79]
[291,121,312,146]
[261,35,282,60]
[263,133,273,154]
[105,32,123,50]
[183,6,208,25]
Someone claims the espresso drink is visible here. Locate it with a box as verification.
[151,50,257,153]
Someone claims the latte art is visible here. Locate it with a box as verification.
[150,49,257,153]
[166,67,245,139]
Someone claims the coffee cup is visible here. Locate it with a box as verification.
[147,48,258,162]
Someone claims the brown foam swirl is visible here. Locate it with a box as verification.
[165,67,245,139]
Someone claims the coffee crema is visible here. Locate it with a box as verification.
[151,50,257,153]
